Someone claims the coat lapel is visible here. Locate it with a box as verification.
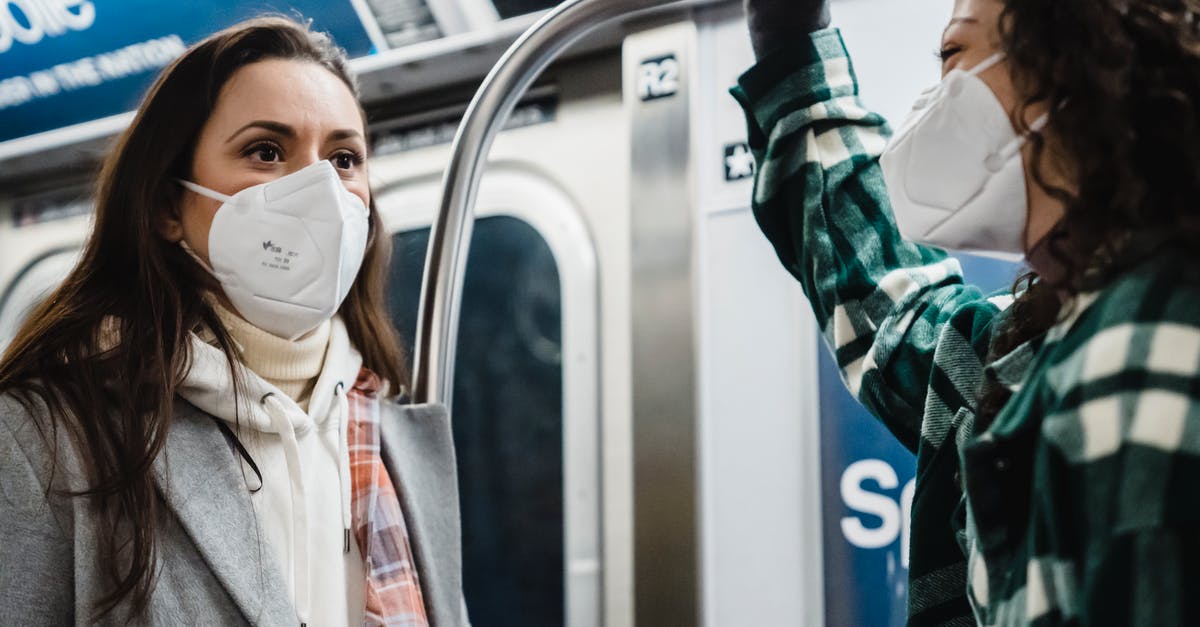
[378,401,465,627]
[153,400,295,627]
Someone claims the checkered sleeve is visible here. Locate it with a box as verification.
[730,29,1003,451]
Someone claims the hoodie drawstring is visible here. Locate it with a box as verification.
[334,382,353,554]
[261,392,311,627]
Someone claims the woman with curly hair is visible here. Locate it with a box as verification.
[736,0,1200,624]
[0,17,466,626]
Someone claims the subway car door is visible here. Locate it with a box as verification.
[375,167,602,627]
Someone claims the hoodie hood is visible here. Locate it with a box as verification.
[179,316,362,433]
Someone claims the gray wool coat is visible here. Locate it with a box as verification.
[0,394,468,626]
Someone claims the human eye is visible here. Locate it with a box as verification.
[330,149,365,172]
[242,140,284,165]
[937,44,964,64]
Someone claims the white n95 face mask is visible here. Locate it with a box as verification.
[178,160,370,340]
[880,53,1048,261]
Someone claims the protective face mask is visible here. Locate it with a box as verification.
[178,160,370,340]
[880,53,1049,261]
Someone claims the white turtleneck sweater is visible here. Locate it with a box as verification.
[211,303,331,407]
[179,303,366,627]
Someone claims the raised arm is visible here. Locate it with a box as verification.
[732,3,1006,451]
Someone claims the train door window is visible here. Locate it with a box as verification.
[0,249,80,350]
[379,171,600,627]
[389,217,563,625]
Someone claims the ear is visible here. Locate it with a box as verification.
[158,210,185,243]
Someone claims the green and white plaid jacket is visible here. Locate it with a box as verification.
[731,29,1200,627]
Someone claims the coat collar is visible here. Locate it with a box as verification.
[154,398,464,626]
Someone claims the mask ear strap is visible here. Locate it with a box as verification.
[986,111,1052,172]
[1027,111,1051,134]
[968,52,1006,77]
[180,240,217,275]
[178,179,235,204]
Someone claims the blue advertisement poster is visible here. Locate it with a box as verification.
[0,0,377,144]
[818,254,1020,626]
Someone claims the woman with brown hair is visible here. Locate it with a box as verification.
[736,0,1200,624]
[0,17,466,626]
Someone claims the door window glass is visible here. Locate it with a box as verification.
[388,216,564,627]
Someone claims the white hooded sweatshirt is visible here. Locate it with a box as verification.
[178,311,366,627]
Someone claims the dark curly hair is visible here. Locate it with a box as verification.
[978,0,1200,425]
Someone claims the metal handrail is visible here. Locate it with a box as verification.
[411,0,713,406]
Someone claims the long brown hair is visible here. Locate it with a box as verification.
[0,17,407,619]
[978,0,1200,425]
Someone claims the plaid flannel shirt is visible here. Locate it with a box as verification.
[731,28,1200,627]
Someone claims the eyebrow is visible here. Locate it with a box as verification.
[226,120,293,143]
[326,128,364,142]
[225,120,364,144]
[944,16,980,36]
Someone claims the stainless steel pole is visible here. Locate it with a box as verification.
[411,0,713,406]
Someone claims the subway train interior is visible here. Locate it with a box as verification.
[0,1,1023,625]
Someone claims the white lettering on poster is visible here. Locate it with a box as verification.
[0,34,186,110]
[0,0,96,54]
[840,459,916,568]
[0,75,33,108]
